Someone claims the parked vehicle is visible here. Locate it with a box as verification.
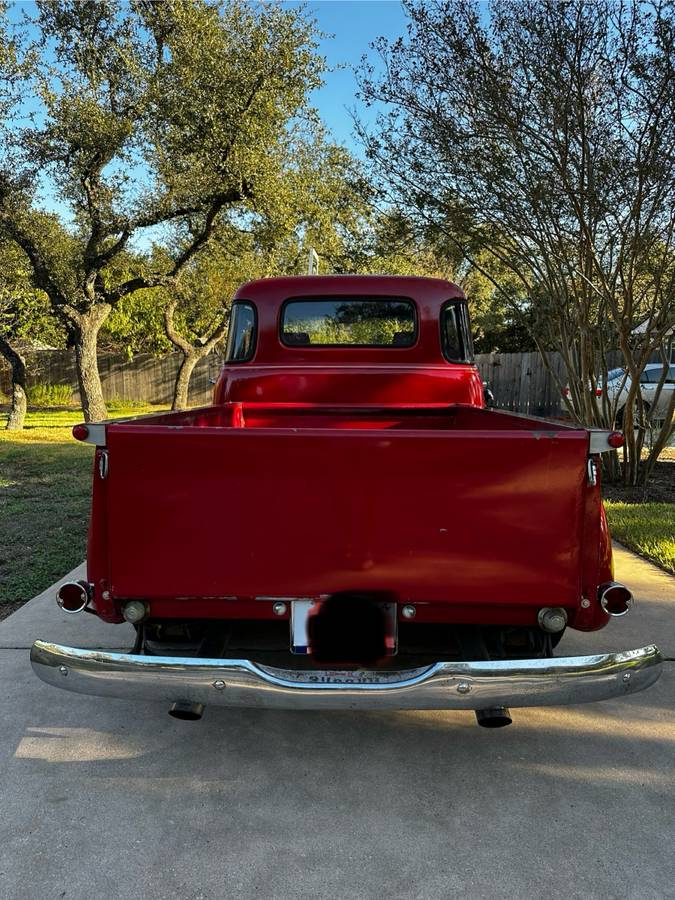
[564,364,675,424]
[31,276,662,727]
[613,364,675,423]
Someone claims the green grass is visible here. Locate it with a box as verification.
[0,404,166,607]
[605,501,675,575]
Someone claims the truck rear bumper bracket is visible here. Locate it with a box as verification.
[30,641,662,711]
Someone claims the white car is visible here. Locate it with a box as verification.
[608,364,675,424]
[564,364,675,425]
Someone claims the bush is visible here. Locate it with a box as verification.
[106,396,155,412]
[26,383,75,407]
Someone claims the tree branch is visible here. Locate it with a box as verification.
[0,218,69,311]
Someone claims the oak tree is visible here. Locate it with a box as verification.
[0,237,64,429]
[0,0,325,420]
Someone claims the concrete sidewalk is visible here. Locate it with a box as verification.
[0,545,673,900]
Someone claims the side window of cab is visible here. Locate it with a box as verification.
[440,301,474,363]
[225,302,257,362]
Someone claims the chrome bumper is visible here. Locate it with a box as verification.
[30,641,662,711]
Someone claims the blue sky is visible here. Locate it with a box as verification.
[285,1,409,150]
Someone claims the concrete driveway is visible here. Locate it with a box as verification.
[0,546,673,900]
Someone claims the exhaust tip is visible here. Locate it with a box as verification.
[599,582,634,617]
[55,581,90,614]
[168,701,204,721]
[475,707,513,728]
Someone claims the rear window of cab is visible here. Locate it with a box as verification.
[280,297,417,347]
[225,294,474,362]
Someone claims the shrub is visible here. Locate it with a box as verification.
[106,396,154,411]
[26,383,75,407]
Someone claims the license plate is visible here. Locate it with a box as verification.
[291,600,316,655]
[291,598,397,657]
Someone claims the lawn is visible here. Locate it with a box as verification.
[604,501,675,576]
[0,403,166,616]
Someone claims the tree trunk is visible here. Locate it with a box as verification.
[0,336,27,430]
[163,297,228,411]
[172,352,200,410]
[642,393,675,487]
[72,306,111,423]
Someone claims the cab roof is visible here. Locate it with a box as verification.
[230,275,470,367]
[233,275,466,308]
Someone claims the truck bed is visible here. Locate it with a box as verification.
[98,403,591,610]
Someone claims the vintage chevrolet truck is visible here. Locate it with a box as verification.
[31,275,662,726]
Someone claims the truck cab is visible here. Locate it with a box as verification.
[213,275,484,408]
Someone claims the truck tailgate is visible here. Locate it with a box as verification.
[105,416,589,606]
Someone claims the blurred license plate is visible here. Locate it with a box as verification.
[291,598,397,656]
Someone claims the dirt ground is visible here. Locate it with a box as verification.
[602,449,675,504]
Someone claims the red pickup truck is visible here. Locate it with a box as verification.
[31,275,662,727]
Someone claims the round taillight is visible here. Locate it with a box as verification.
[72,424,89,441]
[56,581,89,614]
[598,582,634,617]
[608,431,624,448]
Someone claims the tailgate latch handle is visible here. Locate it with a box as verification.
[98,450,109,480]
[587,458,597,486]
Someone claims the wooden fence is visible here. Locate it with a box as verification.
[0,350,225,407]
[2,347,571,415]
[475,351,568,418]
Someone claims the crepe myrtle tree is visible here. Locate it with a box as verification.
[358,0,675,484]
[0,0,326,421]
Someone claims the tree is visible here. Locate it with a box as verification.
[0,0,326,420]
[0,1,20,120]
[0,239,63,429]
[148,238,254,410]
[358,0,675,483]
[218,134,374,279]
[108,134,372,408]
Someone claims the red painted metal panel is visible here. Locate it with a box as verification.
[105,415,588,612]
[216,365,485,407]
[82,272,610,632]
[86,448,119,622]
